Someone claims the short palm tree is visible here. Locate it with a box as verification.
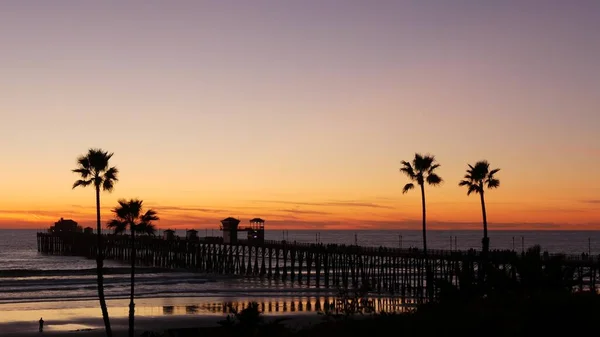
[72,148,118,337]
[459,160,500,256]
[107,199,158,337]
[400,153,442,301]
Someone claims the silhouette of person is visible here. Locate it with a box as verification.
[39,317,44,332]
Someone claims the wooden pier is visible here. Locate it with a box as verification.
[37,232,600,302]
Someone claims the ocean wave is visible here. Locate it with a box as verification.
[0,286,337,305]
[0,267,175,278]
[0,273,213,286]
[0,278,213,293]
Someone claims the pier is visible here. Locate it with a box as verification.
[36,231,600,303]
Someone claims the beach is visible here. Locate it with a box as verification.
[1,314,321,337]
[0,296,323,337]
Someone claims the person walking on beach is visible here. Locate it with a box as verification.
[39,317,44,332]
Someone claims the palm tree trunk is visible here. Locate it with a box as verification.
[480,190,489,254]
[479,189,489,288]
[420,184,428,253]
[95,185,112,337]
[129,230,135,337]
[420,184,432,302]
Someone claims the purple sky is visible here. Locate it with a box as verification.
[1,1,599,228]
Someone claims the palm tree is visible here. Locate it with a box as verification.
[399,153,442,301]
[107,199,158,337]
[399,153,443,253]
[459,160,500,256]
[72,149,118,337]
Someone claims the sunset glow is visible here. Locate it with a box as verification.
[1,1,599,230]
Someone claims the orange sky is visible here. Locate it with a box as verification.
[0,2,599,230]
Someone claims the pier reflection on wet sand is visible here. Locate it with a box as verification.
[155,296,411,316]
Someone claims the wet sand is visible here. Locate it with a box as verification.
[1,313,319,337]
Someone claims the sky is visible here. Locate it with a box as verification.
[0,0,599,230]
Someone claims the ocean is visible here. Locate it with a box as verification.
[2,228,599,306]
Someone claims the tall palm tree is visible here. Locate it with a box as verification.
[400,153,442,301]
[107,199,158,337]
[72,149,118,337]
[459,160,500,256]
[399,153,443,253]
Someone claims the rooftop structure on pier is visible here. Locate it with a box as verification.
[163,229,176,240]
[186,229,199,241]
[220,217,240,244]
[247,218,265,244]
[49,218,82,233]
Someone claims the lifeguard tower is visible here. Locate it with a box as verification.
[163,229,176,241]
[246,218,265,244]
[220,217,240,244]
[186,229,199,241]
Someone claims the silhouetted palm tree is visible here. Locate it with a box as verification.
[400,153,442,301]
[107,199,158,337]
[72,149,118,337]
[459,160,500,256]
[400,153,443,253]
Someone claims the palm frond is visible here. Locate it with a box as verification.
[420,155,435,171]
[474,160,490,169]
[467,184,480,196]
[402,183,414,194]
[458,180,472,187]
[108,199,159,236]
[107,219,127,234]
[399,161,415,179]
[488,168,501,177]
[72,179,93,189]
[469,161,490,181]
[426,173,442,186]
[114,199,143,221]
[72,149,118,194]
[141,209,159,223]
[88,148,112,173]
[76,155,91,170]
[72,168,91,179]
[103,166,119,182]
[137,223,157,236]
[487,178,500,189]
[413,153,426,171]
[102,179,115,192]
[102,166,119,192]
[428,163,440,174]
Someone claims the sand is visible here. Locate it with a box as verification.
[0,311,321,337]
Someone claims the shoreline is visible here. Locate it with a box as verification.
[0,295,338,334]
[1,313,322,337]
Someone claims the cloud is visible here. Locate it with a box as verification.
[151,206,227,213]
[0,209,92,218]
[277,209,331,215]
[251,200,394,209]
[581,200,600,204]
